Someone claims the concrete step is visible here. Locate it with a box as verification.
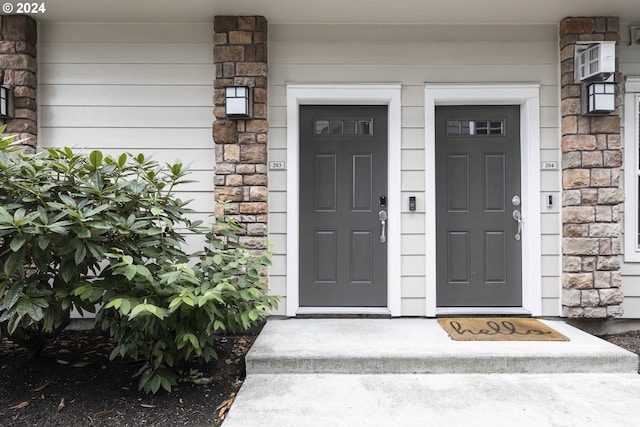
[246,319,639,375]
[223,373,640,427]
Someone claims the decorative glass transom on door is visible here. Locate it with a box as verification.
[446,119,505,136]
[314,118,374,136]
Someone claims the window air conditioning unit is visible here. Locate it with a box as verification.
[575,42,615,82]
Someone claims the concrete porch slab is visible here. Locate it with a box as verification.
[223,373,640,427]
[225,319,640,426]
[246,318,639,374]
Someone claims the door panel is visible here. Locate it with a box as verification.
[300,105,388,307]
[484,154,506,211]
[448,231,470,283]
[447,154,470,212]
[352,154,373,211]
[484,231,506,283]
[314,154,336,211]
[436,105,522,307]
[315,231,337,283]
[351,230,373,283]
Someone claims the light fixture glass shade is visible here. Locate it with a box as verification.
[225,86,251,118]
[0,86,8,117]
[587,82,616,114]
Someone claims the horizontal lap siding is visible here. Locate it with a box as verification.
[39,23,215,249]
[268,24,561,316]
[619,24,640,318]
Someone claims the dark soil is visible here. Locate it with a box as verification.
[1,326,639,426]
[0,329,256,426]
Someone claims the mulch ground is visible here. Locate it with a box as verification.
[599,330,640,368]
[0,329,256,426]
[1,326,639,426]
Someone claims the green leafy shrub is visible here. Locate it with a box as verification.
[87,218,277,393]
[0,130,195,355]
[0,129,278,392]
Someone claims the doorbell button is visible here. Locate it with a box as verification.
[409,196,416,211]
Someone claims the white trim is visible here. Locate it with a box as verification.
[296,307,392,316]
[424,83,542,317]
[624,77,640,262]
[626,77,640,93]
[436,307,532,316]
[285,83,402,317]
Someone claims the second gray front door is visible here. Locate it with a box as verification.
[435,105,522,307]
[299,105,388,307]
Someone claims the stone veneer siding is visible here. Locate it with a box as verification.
[213,16,269,250]
[0,15,37,151]
[560,17,624,318]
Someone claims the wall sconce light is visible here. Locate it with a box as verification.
[586,82,616,114]
[630,25,640,47]
[0,86,13,118]
[225,86,252,118]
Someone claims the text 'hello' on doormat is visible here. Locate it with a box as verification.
[438,318,570,341]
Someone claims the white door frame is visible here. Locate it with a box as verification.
[424,83,542,317]
[285,83,402,317]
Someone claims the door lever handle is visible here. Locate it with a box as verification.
[378,210,387,244]
[512,209,522,241]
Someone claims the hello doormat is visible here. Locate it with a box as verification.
[437,318,570,341]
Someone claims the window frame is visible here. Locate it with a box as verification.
[624,77,640,262]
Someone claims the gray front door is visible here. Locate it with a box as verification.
[436,105,522,307]
[299,105,388,307]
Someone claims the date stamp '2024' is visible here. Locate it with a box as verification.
[2,2,46,14]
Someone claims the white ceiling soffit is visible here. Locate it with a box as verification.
[26,0,640,24]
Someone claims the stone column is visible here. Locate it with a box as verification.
[213,16,268,249]
[0,15,37,151]
[560,17,624,318]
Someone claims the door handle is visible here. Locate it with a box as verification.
[378,210,387,243]
[512,209,522,241]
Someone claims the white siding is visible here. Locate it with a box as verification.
[620,24,640,318]
[38,23,215,251]
[268,24,561,316]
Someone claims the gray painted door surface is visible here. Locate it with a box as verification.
[436,105,522,307]
[300,105,388,307]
